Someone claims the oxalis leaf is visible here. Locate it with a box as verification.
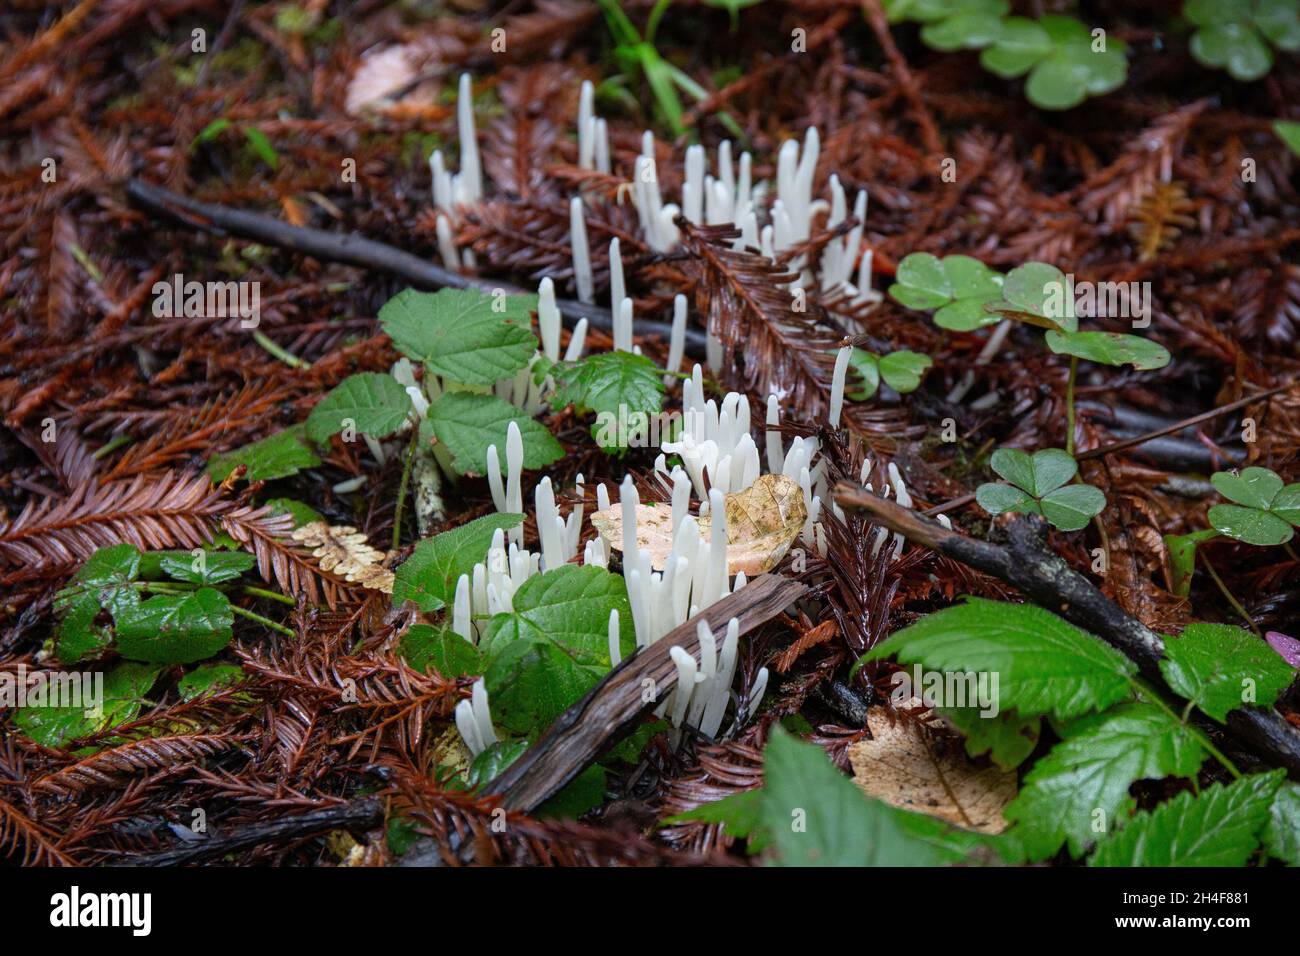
[670,726,996,866]
[1044,330,1171,370]
[552,351,665,451]
[391,512,525,612]
[306,372,413,444]
[863,597,1137,719]
[1089,770,1283,867]
[1003,702,1205,860]
[976,447,1105,531]
[378,288,538,386]
[425,392,564,475]
[889,253,1004,330]
[480,565,636,735]
[1159,622,1297,723]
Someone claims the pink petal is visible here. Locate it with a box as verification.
[1265,631,1300,669]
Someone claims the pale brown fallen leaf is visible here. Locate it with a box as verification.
[589,473,806,575]
[848,707,1015,834]
[292,522,394,593]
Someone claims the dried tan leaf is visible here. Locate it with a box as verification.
[848,707,1015,835]
[291,522,394,593]
[589,474,806,576]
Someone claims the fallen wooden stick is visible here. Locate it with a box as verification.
[483,573,807,811]
[833,483,1300,776]
[123,178,707,355]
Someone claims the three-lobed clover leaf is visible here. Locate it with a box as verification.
[888,253,1004,330]
[1019,16,1128,111]
[914,0,1009,51]
[846,348,933,400]
[1207,465,1300,545]
[1186,0,1300,83]
[975,447,1106,531]
[987,261,1077,331]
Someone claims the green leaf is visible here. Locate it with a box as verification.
[54,592,113,664]
[191,117,232,148]
[756,727,991,866]
[1005,703,1206,859]
[1024,53,1093,110]
[666,789,766,846]
[242,127,278,169]
[306,372,413,444]
[940,707,1041,769]
[1159,622,1297,723]
[1272,483,1300,525]
[481,565,635,735]
[1039,483,1107,531]
[1163,528,1218,597]
[1044,330,1171,369]
[11,662,162,749]
[1274,119,1300,157]
[1090,771,1283,867]
[1211,466,1283,509]
[157,549,256,585]
[1191,22,1273,81]
[890,252,951,310]
[1263,781,1300,865]
[876,351,933,393]
[933,297,1003,331]
[400,623,484,677]
[979,16,1053,77]
[975,481,1034,516]
[425,391,564,475]
[178,663,246,701]
[378,288,538,386]
[266,498,323,528]
[54,544,141,661]
[466,739,530,788]
[846,349,882,401]
[866,597,1138,719]
[1255,0,1300,50]
[115,588,235,664]
[1208,503,1294,546]
[1000,262,1072,325]
[537,764,606,819]
[990,446,1076,496]
[207,424,321,482]
[920,11,1004,52]
[552,351,665,450]
[1184,0,1251,26]
[391,512,526,613]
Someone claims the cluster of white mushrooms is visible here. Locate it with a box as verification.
[425,74,924,758]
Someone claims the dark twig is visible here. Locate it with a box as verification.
[833,484,1300,776]
[124,179,707,355]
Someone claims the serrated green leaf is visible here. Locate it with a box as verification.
[480,565,635,735]
[378,288,538,385]
[11,662,162,749]
[1208,503,1294,546]
[1159,622,1297,722]
[1039,483,1106,531]
[306,372,413,444]
[757,726,992,865]
[1263,781,1300,865]
[157,549,256,585]
[552,351,665,450]
[940,707,1041,769]
[54,544,141,662]
[207,424,321,482]
[400,623,484,677]
[1044,330,1171,369]
[178,663,246,701]
[391,512,526,613]
[114,588,234,664]
[54,592,113,664]
[1005,703,1206,859]
[425,391,563,475]
[1211,466,1283,509]
[1089,771,1282,867]
[866,597,1138,719]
